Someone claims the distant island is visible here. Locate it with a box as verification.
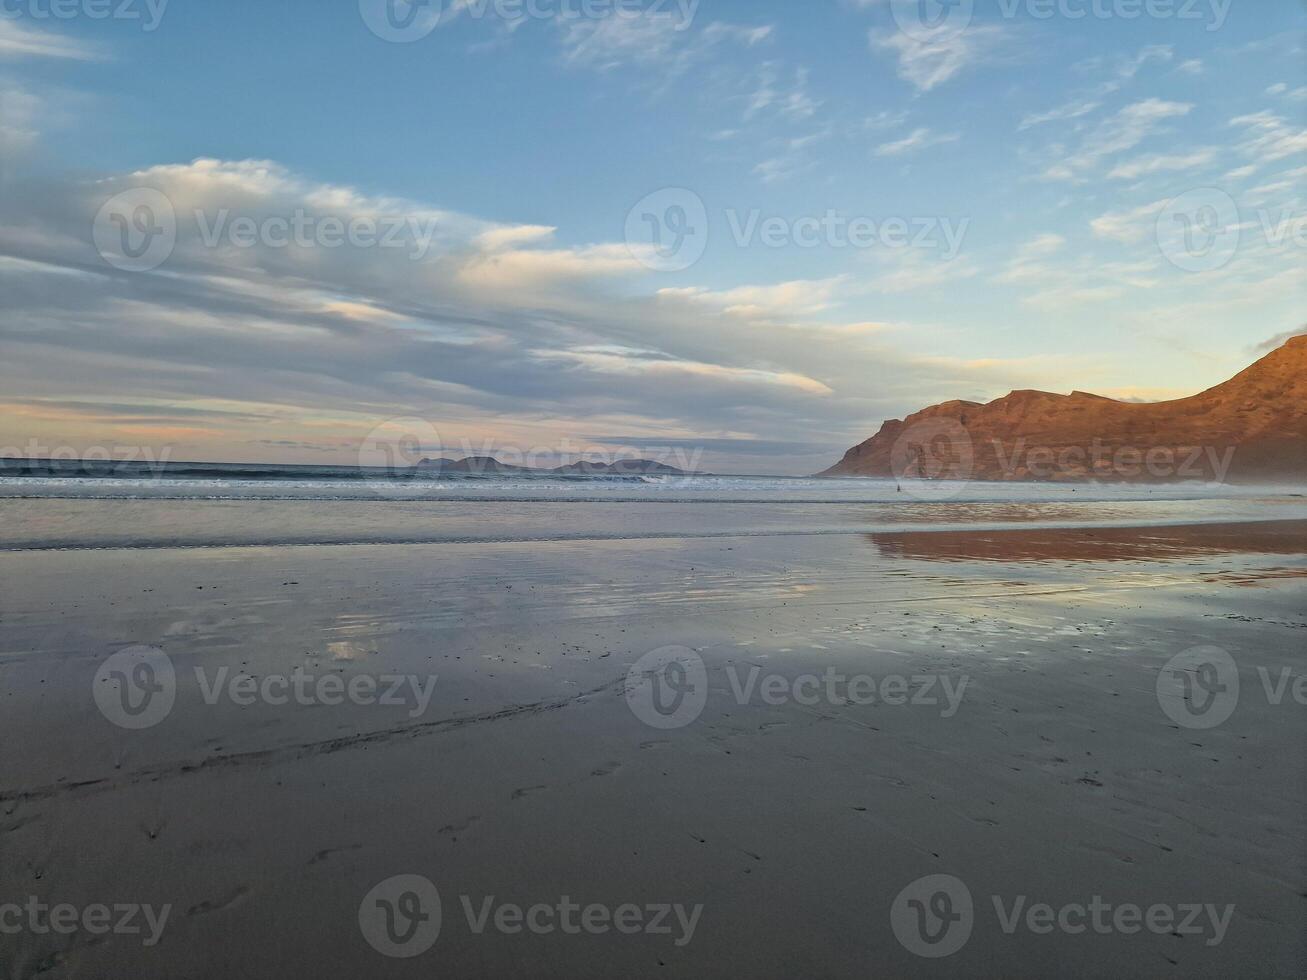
[820,334,1307,484]
[418,457,703,478]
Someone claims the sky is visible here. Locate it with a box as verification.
[0,0,1304,475]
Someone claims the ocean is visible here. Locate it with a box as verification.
[2,462,1305,551]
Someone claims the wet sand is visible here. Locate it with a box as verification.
[0,521,1304,978]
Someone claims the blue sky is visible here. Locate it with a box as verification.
[1,0,1304,473]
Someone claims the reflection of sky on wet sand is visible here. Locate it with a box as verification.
[326,640,371,662]
[867,520,1307,564]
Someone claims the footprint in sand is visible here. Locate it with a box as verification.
[307,844,362,864]
[187,886,250,917]
[437,817,480,836]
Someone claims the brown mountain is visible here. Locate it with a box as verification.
[820,335,1307,484]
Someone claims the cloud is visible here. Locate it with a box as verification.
[1018,98,1102,131]
[537,346,834,396]
[0,83,41,154]
[557,13,771,76]
[871,25,1007,93]
[4,155,1035,473]
[474,225,557,251]
[743,63,820,122]
[0,20,100,60]
[874,126,959,157]
[1089,198,1170,243]
[1073,44,1173,93]
[658,278,845,319]
[867,248,979,294]
[1041,98,1192,181]
[1229,110,1307,164]
[855,109,910,133]
[1107,149,1217,180]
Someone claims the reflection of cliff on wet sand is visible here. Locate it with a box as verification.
[868,519,1307,563]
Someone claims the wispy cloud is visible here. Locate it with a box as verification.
[871,26,1008,93]
[1019,98,1103,131]
[1229,110,1307,165]
[1107,149,1217,180]
[743,63,820,122]
[1041,98,1192,181]
[558,13,771,76]
[874,126,958,157]
[0,21,100,61]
